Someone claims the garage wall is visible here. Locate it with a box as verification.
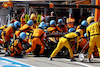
[0,8,9,26]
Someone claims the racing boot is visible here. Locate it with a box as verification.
[49,57,53,61]
[70,58,76,61]
[0,48,1,52]
[5,51,10,56]
[87,58,92,63]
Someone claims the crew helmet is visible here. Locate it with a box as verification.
[81,20,88,26]
[27,20,34,26]
[68,28,75,33]
[38,24,44,30]
[58,19,63,23]
[30,13,36,20]
[87,16,94,25]
[14,21,21,28]
[50,20,56,26]
[20,32,26,40]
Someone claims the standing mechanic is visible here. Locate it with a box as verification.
[86,16,100,62]
[66,14,75,29]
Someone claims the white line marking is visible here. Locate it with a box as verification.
[63,59,94,67]
[1,57,36,67]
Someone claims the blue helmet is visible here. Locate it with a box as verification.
[68,28,75,33]
[20,32,26,40]
[44,24,47,28]
[50,20,56,26]
[81,20,88,26]
[0,30,2,36]
[58,19,63,23]
[40,22,45,25]
[7,23,14,27]
[84,33,87,37]
[27,20,34,26]
[40,22,47,28]
[38,25,44,30]
[14,21,21,28]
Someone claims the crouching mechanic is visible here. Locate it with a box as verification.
[1,21,21,56]
[10,32,26,57]
[24,25,45,55]
[15,20,34,38]
[49,29,83,61]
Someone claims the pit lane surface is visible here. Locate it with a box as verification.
[0,52,100,67]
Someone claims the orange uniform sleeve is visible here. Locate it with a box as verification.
[0,25,6,30]
[64,25,68,32]
[15,30,21,37]
[56,26,63,32]
[5,27,14,36]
